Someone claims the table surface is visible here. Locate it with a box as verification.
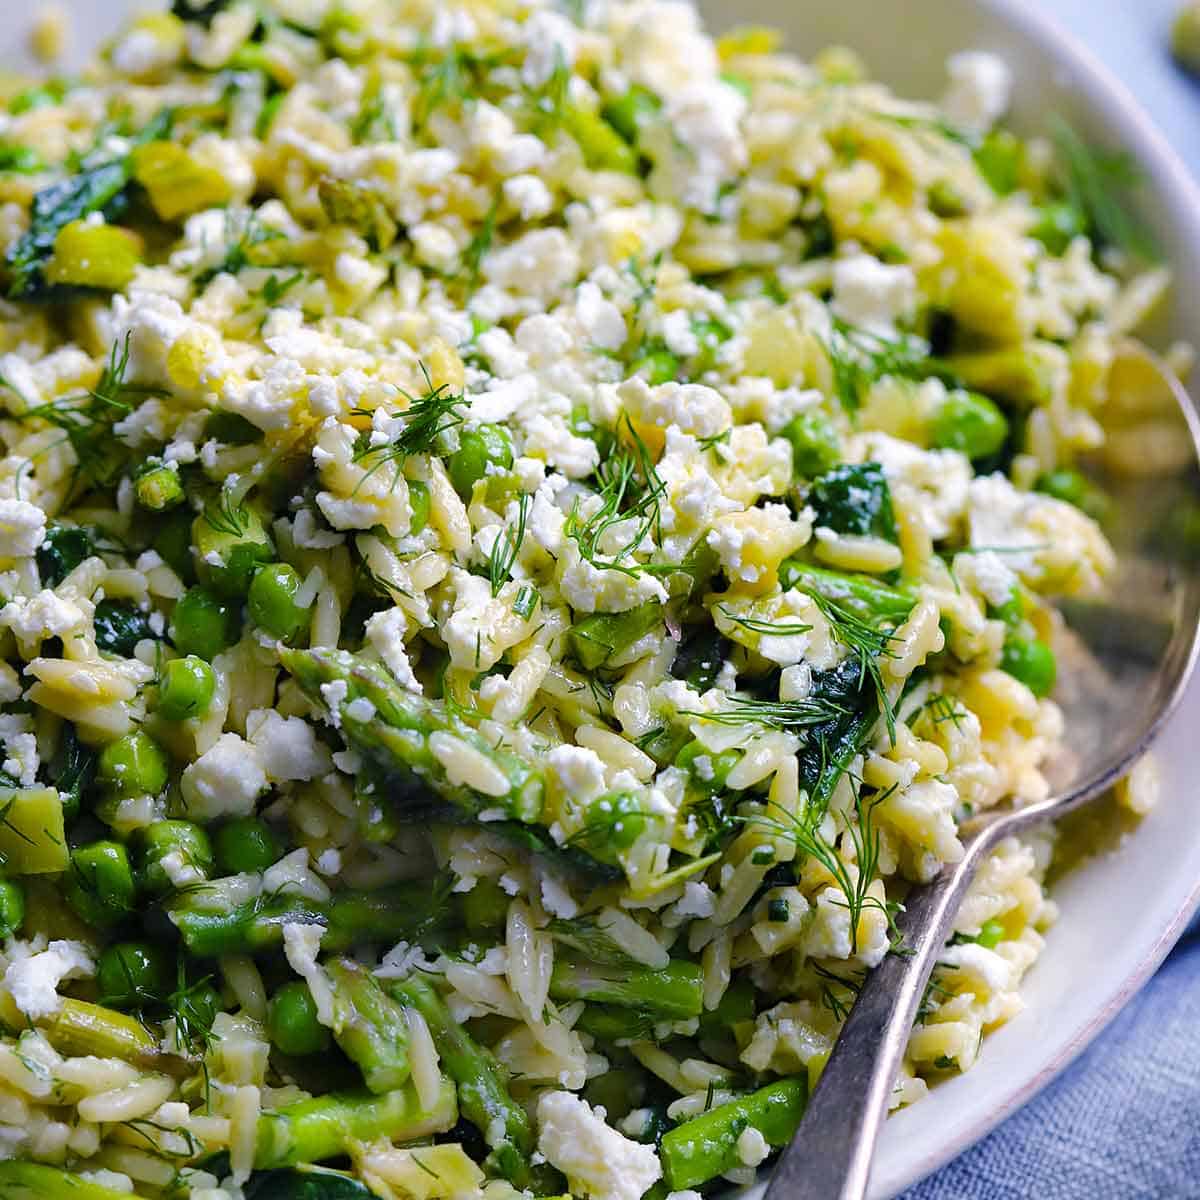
[1044,0,1200,174]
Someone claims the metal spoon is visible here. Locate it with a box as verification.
[765,342,1200,1200]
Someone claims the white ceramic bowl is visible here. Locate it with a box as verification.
[5,2,1200,1196]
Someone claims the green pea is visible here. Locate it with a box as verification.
[97,942,174,1009]
[1000,634,1057,698]
[447,425,514,498]
[94,599,154,658]
[157,655,217,722]
[65,841,136,929]
[583,791,646,862]
[676,741,740,793]
[690,317,733,375]
[930,391,1009,460]
[407,480,430,535]
[630,348,678,385]
[36,524,91,587]
[601,85,660,144]
[133,462,185,512]
[248,563,308,644]
[213,816,283,876]
[0,879,24,937]
[1029,201,1085,256]
[268,980,331,1056]
[135,819,214,897]
[1034,468,1109,522]
[153,510,196,583]
[97,731,169,799]
[562,104,639,173]
[989,585,1024,630]
[781,411,841,479]
[976,919,1006,949]
[928,179,969,219]
[973,129,1023,196]
[460,876,508,933]
[193,503,274,599]
[172,586,240,661]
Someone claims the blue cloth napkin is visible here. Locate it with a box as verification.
[901,7,1200,1194]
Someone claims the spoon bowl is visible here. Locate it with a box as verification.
[765,342,1200,1200]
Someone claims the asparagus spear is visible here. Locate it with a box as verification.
[549,958,703,1019]
[0,1162,131,1200]
[254,1079,457,1169]
[385,973,535,1187]
[44,998,189,1076]
[280,648,544,822]
[777,560,915,626]
[169,879,446,958]
[568,603,661,670]
[327,959,411,1094]
[659,1078,807,1190]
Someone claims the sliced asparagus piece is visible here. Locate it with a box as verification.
[327,959,411,1094]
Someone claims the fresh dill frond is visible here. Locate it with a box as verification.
[199,487,250,537]
[920,692,966,731]
[803,588,898,744]
[1049,117,1156,260]
[716,604,813,638]
[488,493,531,598]
[195,211,286,285]
[351,366,467,487]
[811,961,867,1021]
[461,193,501,289]
[406,42,513,133]
[870,109,977,149]
[22,332,164,492]
[824,317,930,414]
[564,413,669,578]
[682,694,846,733]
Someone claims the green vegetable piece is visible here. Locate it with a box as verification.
[1000,634,1056,698]
[974,129,1023,195]
[660,1078,807,1190]
[318,176,398,251]
[601,85,660,144]
[460,875,508,932]
[154,510,196,582]
[48,724,94,826]
[630,348,678,385]
[327,958,411,1093]
[0,787,68,873]
[131,141,232,221]
[204,410,264,445]
[575,1003,657,1042]
[809,462,898,542]
[988,585,1024,630]
[238,1165,376,1200]
[1034,467,1109,522]
[249,563,309,644]
[193,501,275,599]
[43,997,173,1070]
[97,730,170,798]
[280,647,546,827]
[8,80,69,115]
[676,740,739,794]
[549,958,703,1018]
[690,316,732,374]
[930,391,1009,460]
[407,479,431,534]
[0,1162,133,1200]
[0,878,25,937]
[134,461,185,512]
[0,144,45,174]
[37,524,91,587]
[568,603,661,670]
[172,586,240,660]
[447,424,514,498]
[1029,201,1085,256]
[976,918,1005,949]
[269,980,332,1057]
[563,105,639,173]
[781,410,841,479]
[65,840,136,929]
[44,220,141,290]
[576,791,648,863]
[583,1065,647,1125]
[386,974,535,1187]
[927,178,969,219]
[93,599,154,657]
[698,976,755,1040]
[169,879,446,958]
[777,561,915,627]
[157,655,218,721]
[134,819,214,897]
[97,941,174,1009]
[213,816,284,876]
[253,1080,458,1170]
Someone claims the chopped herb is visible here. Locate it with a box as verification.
[488,493,531,598]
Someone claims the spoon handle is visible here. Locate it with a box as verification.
[764,831,997,1200]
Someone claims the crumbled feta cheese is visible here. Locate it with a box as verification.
[263,848,331,903]
[832,254,916,334]
[941,51,1012,132]
[282,922,334,1026]
[540,872,578,920]
[547,744,608,805]
[246,709,331,783]
[180,734,267,820]
[618,377,732,442]
[503,173,554,221]
[1,590,87,650]
[4,940,94,1019]
[364,608,422,692]
[575,282,627,351]
[675,882,716,919]
[537,1091,662,1200]
[0,500,45,559]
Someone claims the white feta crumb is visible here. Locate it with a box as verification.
[675,881,716,919]
[180,734,267,820]
[246,709,331,783]
[832,254,916,335]
[4,940,95,1019]
[941,51,1012,132]
[0,500,45,559]
[364,609,422,693]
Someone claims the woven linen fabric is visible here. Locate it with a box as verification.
[899,920,1200,1199]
